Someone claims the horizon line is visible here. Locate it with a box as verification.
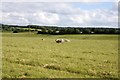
[1,23,119,28]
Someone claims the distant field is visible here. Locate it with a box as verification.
[2,32,119,78]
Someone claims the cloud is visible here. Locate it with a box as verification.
[69,11,91,25]
[64,9,118,26]
[2,12,29,25]
[32,12,60,24]
[2,11,60,25]
[1,2,118,27]
[1,0,119,2]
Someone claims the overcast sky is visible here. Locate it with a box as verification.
[0,2,118,28]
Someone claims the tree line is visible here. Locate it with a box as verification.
[1,24,120,34]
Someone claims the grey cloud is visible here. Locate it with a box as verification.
[1,2,118,27]
[2,2,82,15]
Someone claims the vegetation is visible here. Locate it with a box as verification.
[2,32,119,78]
[1,24,120,34]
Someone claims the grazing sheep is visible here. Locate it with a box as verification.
[55,39,64,43]
[61,39,64,43]
[55,39,70,43]
[64,39,70,42]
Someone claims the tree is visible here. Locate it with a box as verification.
[74,28,80,34]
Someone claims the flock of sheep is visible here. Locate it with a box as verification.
[41,38,70,43]
[55,39,70,43]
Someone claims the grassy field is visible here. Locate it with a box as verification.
[2,32,119,78]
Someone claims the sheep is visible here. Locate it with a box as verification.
[55,39,64,43]
[64,39,70,42]
[61,39,64,43]
[55,39,70,43]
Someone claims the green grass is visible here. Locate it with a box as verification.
[2,32,119,78]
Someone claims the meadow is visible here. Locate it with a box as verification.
[2,32,119,78]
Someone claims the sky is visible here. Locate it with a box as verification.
[0,1,119,28]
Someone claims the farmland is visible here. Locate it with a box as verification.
[2,32,119,78]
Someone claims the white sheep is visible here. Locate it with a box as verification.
[55,39,70,43]
[55,39,64,43]
[64,39,70,42]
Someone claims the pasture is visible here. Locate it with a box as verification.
[2,33,119,78]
